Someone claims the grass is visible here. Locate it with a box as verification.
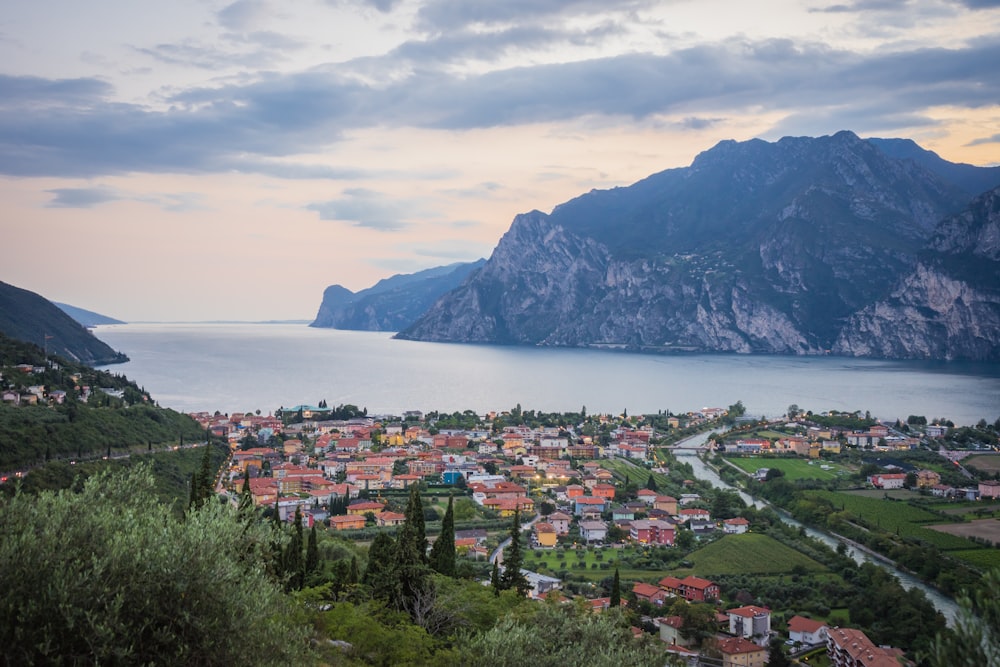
[676,533,827,576]
[599,458,671,490]
[808,490,980,551]
[964,454,1000,474]
[949,549,1000,569]
[725,456,851,481]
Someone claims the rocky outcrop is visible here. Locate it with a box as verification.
[311,260,485,332]
[833,187,1000,360]
[398,132,1000,359]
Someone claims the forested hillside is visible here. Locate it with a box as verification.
[0,332,205,471]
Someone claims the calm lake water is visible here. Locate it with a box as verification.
[95,323,1000,425]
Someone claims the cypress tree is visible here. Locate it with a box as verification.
[238,467,253,514]
[347,555,359,585]
[361,531,396,597]
[198,443,214,501]
[429,494,456,577]
[610,567,621,607]
[644,474,658,492]
[499,510,530,596]
[490,560,501,597]
[284,507,305,590]
[393,487,431,612]
[306,523,319,575]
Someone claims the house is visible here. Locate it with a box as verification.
[654,495,679,514]
[346,500,385,515]
[375,511,406,527]
[915,469,941,488]
[717,636,767,667]
[827,626,912,667]
[574,496,608,516]
[330,515,366,530]
[579,520,608,543]
[522,570,562,599]
[658,615,695,648]
[592,483,617,500]
[689,519,716,536]
[679,507,711,523]
[632,582,669,606]
[637,488,659,505]
[787,615,828,645]
[629,519,675,545]
[869,473,906,489]
[534,522,558,548]
[980,480,1000,499]
[660,575,720,602]
[723,517,750,534]
[727,605,771,645]
[547,511,572,535]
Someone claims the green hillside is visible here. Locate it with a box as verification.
[0,280,127,366]
[0,332,205,471]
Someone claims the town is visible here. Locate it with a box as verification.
[179,400,1000,667]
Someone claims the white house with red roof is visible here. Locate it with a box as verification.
[787,615,829,645]
[723,517,750,534]
[727,605,771,645]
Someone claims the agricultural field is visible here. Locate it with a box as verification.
[726,456,851,481]
[964,454,1000,473]
[808,491,978,551]
[844,489,922,501]
[927,518,1000,544]
[675,533,827,577]
[946,549,1000,569]
[600,458,671,490]
[523,545,669,582]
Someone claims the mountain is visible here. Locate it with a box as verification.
[0,281,127,366]
[398,131,1000,359]
[55,302,125,327]
[311,260,486,331]
[832,185,1000,360]
[866,138,1000,200]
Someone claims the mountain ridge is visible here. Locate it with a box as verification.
[0,281,127,366]
[397,131,1000,360]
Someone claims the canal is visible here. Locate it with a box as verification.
[671,431,961,625]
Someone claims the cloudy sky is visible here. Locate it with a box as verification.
[2,0,999,321]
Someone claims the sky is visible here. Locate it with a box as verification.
[2,0,999,322]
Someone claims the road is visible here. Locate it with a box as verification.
[490,512,541,565]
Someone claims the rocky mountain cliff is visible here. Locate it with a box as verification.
[0,281,128,366]
[311,260,485,331]
[398,131,1000,359]
[832,186,1000,360]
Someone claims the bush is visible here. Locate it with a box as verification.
[0,466,310,665]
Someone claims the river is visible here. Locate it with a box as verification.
[672,431,961,625]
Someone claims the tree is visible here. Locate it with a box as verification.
[363,531,396,598]
[499,510,530,596]
[490,560,502,596]
[460,602,665,666]
[285,507,305,590]
[0,466,310,664]
[610,567,621,607]
[238,466,253,513]
[429,494,456,577]
[644,475,658,492]
[767,638,792,667]
[393,486,432,613]
[306,522,319,575]
[787,404,800,420]
[928,568,1000,666]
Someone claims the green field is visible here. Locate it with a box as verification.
[965,454,1000,474]
[949,549,1000,569]
[808,490,979,550]
[726,456,851,481]
[678,533,827,576]
[600,458,671,490]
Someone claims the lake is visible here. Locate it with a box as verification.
[95,323,1000,425]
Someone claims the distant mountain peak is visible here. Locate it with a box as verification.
[398,132,1000,361]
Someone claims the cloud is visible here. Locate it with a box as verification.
[415,0,660,31]
[3,36,999,178]
[45,186,121,208]
[306,188,428,230]
[966,133,1000,146]
[217,0,270,30]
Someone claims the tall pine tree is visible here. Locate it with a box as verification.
[429,494,456,577]
[306,523,319,576]
[393,486,431,612]
[285,507,305,590]
[610,567,621,607]
[499,510,530,596]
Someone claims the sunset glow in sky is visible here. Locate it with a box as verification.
[2,0,999,321]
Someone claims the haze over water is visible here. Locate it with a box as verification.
[96,323,1000,426]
